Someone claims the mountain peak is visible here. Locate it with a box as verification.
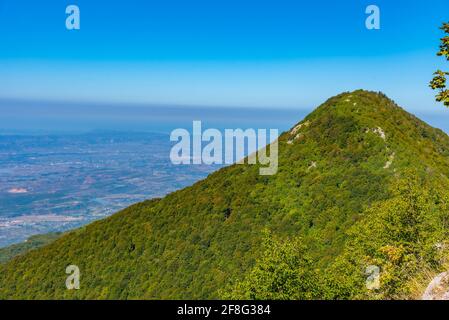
[284,90,432,144]
[307,90,401,121]
[281,89,449,185]
[284,90,397,142]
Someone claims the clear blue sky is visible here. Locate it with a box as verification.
[0,0,448,111]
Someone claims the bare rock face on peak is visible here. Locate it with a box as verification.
[422,272,449,300]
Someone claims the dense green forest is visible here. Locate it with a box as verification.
[2,90,449,299]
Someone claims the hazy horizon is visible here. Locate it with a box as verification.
[1,0,449,114]
[1,94,449,135]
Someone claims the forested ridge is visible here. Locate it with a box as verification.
[2,90,449,299]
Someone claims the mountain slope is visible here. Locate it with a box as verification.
[0,233,61,264]
[2,90,449,299]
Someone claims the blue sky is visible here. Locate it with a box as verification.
[0,0,448,113]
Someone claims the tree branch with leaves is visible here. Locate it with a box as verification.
[430,22,449,107]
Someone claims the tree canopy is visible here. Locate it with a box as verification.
[430,22,449,107]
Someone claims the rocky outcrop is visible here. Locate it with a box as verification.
[422,272,449,300]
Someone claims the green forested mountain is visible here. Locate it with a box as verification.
[2,90,449,299]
